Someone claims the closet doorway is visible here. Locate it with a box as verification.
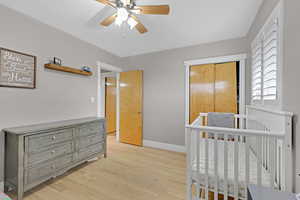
[185,54,246,125]
[105,77,117,135]
[189,62,238,124]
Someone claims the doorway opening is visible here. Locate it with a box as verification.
[98,62,143,146]
[189,62,239,124]
[105,75,117,135]
[97,62,122,143]
[184,54,246,126]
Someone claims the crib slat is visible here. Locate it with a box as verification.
[196,131,200,200]
[267,136,270,170]
[278,141,283,190]
[266,136,268,168]
[186,128,193,200]
[262,136,265,169]
[275,139,278,188]
[205,135,209,200]
[224,134,229,200]
[234,135,239,200]
[266,137,271,170]
[214,134,218,200]
[196,131,200,173]
[257,136,262,187]
[234,117,238,129]
[245,136,250,200]
[270,137,276,189]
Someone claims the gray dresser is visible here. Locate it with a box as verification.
[3,117,106,200]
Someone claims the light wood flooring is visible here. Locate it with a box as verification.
[22,135,186,200]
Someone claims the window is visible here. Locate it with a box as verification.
[251,5,280,103]
[251,38,263,101]
[262,21,278,100]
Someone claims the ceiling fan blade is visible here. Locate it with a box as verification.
[96,0,116,8]
[131,15,148,34]
[100,14,117,26]
[87,6,115,29]
[135,5,170,15]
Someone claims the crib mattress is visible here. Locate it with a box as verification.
[191,139,271,197]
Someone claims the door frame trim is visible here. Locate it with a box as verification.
[97,62,122,142]
[184,54,247,126]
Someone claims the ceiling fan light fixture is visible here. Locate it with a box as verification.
[115,16,123,26]
[116,7,129,22]
[127,17,138,29]
[97,0,169,34]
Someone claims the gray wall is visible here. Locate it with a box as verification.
[122,38,248,146]
[282,0,300,192]
[0,5,122,186]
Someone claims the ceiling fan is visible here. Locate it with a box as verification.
[96,0,170,34]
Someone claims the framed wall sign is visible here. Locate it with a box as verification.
[0,48,36,89]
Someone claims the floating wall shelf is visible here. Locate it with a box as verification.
[44,64,92,76]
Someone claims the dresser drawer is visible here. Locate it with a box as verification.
[55,154,73,170]
[78,133,104,149]
[78,142,104,160]
[25,129,74,153]
[25,142,73,167]
[24,160,54,187]
[24,154,73,189]
[78,122,103,137]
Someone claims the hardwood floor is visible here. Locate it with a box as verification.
[22,135,186,200]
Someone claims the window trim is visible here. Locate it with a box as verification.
[251,1,283,108]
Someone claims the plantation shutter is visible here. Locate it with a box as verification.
[262,19,278,100]
[251,38,263,101]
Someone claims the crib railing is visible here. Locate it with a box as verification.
[186,113,289,200]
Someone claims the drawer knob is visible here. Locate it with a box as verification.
[51,150,55,154]
[52,136,56,140]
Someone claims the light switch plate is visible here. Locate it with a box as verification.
[90,97,95,103]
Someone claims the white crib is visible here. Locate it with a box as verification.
[185,106,293,200]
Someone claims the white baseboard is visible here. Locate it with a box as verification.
[0,181,4,192]
[143,140,186,153]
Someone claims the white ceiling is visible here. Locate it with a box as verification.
[0,0,263,57]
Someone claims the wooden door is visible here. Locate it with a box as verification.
[189,64,215,124]
[214,62,237,113]
[120,70,143,146]
[105,77,117,134]
[189,62,238,124]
